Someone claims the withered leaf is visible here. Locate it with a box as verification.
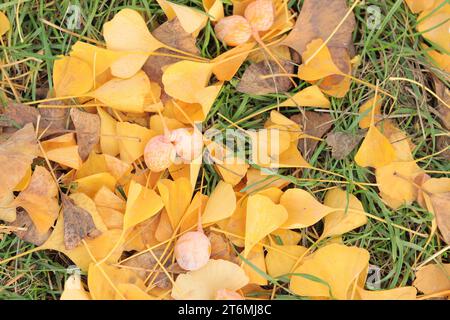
[237,60,294,95]
[0,102,68,138]
[433,77,450,160]
[70,108,100,161]
[283,0,356,57]
[291,111,333,159]
[326,131,365,160]
[430,192,450,244]
[62,194,101,250]
[121,249,180,289]
[143,18,199,99]
[8,208,51,246]
[0,123,38,198]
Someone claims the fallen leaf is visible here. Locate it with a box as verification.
[291,111,332,159]
[404,0,439,13]
[0,192,16,222]
[13,166,59,234]
[171,259,249,300]
[61,194,101,250]
[358,96,383,129]
[244,194,288,256]
[40,133,82,169]
[60,275,91,300]
[203,0,224,21]
[96,107,119,156]
[8,208,51,246]
[157,178,192,229]
[355,124,396,168]
[53,56,94,97]
[270,228,301,245]
[212,43,255,81]
[0,123,39,198]
[265,244,308,278]
[279,85,330,108]
[202,181,237,225]
[70,108,100,161]
[417,3,450,53]
[242,246,268,285]
[283,0,355,58]
[280,188,334,229]
[322,188,368,238]
[413,263,450,295]
[0,11,10,36]
[116,121,155,164]
[290,243,369,299]
[356,286,417,300]
[74,172,117,198]
[143,18,199,95]
[326,131,364,160]
[88,263,146,300]
[237,60,294,95]
[124,180,164,230]
[103,8,163,78]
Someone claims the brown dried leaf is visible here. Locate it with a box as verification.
[413,263,450,295]
[326,131,365,160]
[236,60,294,95]
[433,77,450,160]
[0,123,39,198]
[62,194,101,250]
[208,231,239,264]
[8,208,51,246]
[291,111,333,158]
[70,108,100,161]
[143,18,199,99]
[0,102,68,138]
[283,0,356,57]
[121,249,178,289]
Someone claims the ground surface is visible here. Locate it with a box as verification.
[0,0,448,299]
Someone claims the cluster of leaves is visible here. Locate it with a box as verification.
[0,0,449,300]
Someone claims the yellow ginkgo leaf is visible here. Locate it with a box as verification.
[103,8,163,78]
[41,215,123,271]
[180,191,209,232]
[60,275,91,300]
[116,121,155,164]
[116,283,157,300]
[162,60,214,103]
[74,172,117,198]
[298,39,343,82]
[290,244,370,300]
[273,143,310,168]
[169,154,202,190]
[92,71,152,113]
[212,43,255,81]
[217,197,247,247]
[202,180,237,225]
[0,192,16,222]
[203,0,224,21]
[355,124,396,168]
[356,286,417,300]
[215,157,249,187]
[417,4,450,53]
[404,0,437,13]
[359,96,382,129]
[244,194,288,257]
[70,41,122,77]
[279,85,331,108]
[244,167,288,193]
[157,0,208,35]
[265,244,308,278]
[195,82,224,119]
[378,120,415,161]
[97,107,120,156]
[242,246,268,285]
[256,187,283,204]
[271,229,301,246]
[149,115,184,135]
[157,178,192,229]
[322,188,368,238]
[70,192,108,232]
[94,187,125,212]
[423,44,450,73]
[0,11,10,36]
[88,263,146,300]
[376,161,423,209]
[280,188,334,229]
[13,166,59,234]
[171,259,249,300]
[53,56,94,97]
[13,165,32,191]
[124,180,164,230]
[75,152,131,181]
[40,133,82,169]
[413,263,450,295]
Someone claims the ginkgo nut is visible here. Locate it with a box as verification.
[174,231,211,271]
[214,15,252,47]
[244,0,275,32]
[144,135,176,172]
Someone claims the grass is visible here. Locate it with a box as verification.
[0,0,449,299]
